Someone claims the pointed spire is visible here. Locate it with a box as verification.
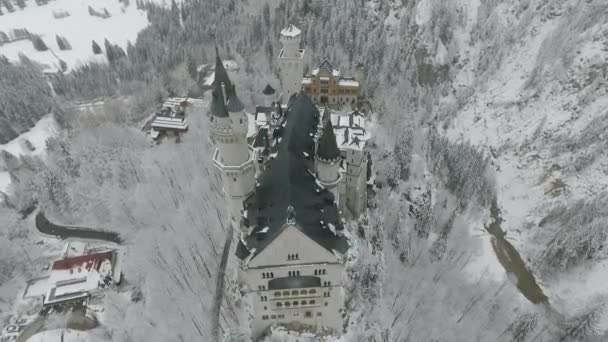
[316,110,341,162]
[213,46,232,91]
[210,81,229,118]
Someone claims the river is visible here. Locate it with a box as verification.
[486,201,548,305]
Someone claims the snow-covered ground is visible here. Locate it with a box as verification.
[0,114,58,194]
[0,0,150,72]
[26,329,105,342]
[439,0,608,331]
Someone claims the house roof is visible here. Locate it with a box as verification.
[269,276,321,290]
[235,92,348,260]
[280,24,301,37]
[52,251,113,272]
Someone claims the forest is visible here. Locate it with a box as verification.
[2,0,608,341]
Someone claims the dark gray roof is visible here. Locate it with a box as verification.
[263,84,276,95]
[236,92,348,260]
[253,128,269,149]
[211,47,244,116]
[213,46,232,90]
[210,82,229,118]
[269,276,321,290]
[226,92,244,113]
[316,115,341,161]
[318,59,335,74]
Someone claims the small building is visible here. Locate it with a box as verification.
[42,250,122,309]
[301,59,362,108]
[148,99,189,140]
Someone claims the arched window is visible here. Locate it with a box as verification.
[293,301,299,306]
[283,291,289,296]
[296,271,300,276]
[274,292,281,297]
[270,272,274,278]
[277,302,282,308]
[285,302,291,307]
[301,290,307,295]
[314,270,317,275]
[309,289,316,294]
[291,290,298,296]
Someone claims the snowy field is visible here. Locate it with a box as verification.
[0,114,58,193]
[0,0,151,72]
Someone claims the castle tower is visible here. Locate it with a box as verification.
[315,109,342,204]
[277,24,305,103]
[210,49,255,232]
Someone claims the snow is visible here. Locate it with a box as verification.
[0,0,150,72]
[26,329,103,342]
[337,79,359,87]
[0,114,58,158]
[280,24,301,37]
[0,114,58,194]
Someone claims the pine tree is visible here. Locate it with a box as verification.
[32,35,48,51]
[56,35,71,50]
[92,40,102,54]
[186,54,197,80]
[2,0,15,13]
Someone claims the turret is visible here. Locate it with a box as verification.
[315,109,342,204]
[210,48,256,232]
[277,24,305,103]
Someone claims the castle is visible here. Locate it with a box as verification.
[209,24,370,338]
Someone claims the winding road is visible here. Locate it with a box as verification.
[35,212,123,244]
[210,217,234,341]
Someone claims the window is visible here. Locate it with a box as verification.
[277,303,282,308]
[233,178,237,182]
[302,300,307,305]
[317,312,322,317]
[305,311,312,318]
[270,272,274,278]
[285,302,291,307]
[291,290,298,296]
[325,302,328,306]
[323,269,326,275]
[301,290,307,295]
[314,270,317,275]
[262,315,268,320]
[274,292,281,297]
[310,300,315,305]
[309,289,316,294]
[283,291,289,296]
[260,295,267,301]
[264,306,267,310]
[239,118,243,124]
[271,315,276,319]
[293,301,299,306]
[279,314,285,319]
[296,270,300,276]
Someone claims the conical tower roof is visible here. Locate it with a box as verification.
[262,84,276,95]
[316,111,341,162]
[213,45,232,90]
[210,81,229,118]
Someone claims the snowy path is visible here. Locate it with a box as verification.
[210,218,234,341]
[35,212,123,244]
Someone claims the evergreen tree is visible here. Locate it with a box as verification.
[16,0,26,10]
[32,35,48,51]
[2,0,15,12]
[92,40,102,54]
[186,54,198,80]
[56,35,71,50]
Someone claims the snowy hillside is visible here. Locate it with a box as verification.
[0,0,150,72]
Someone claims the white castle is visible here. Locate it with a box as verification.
[209,25,371,339]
